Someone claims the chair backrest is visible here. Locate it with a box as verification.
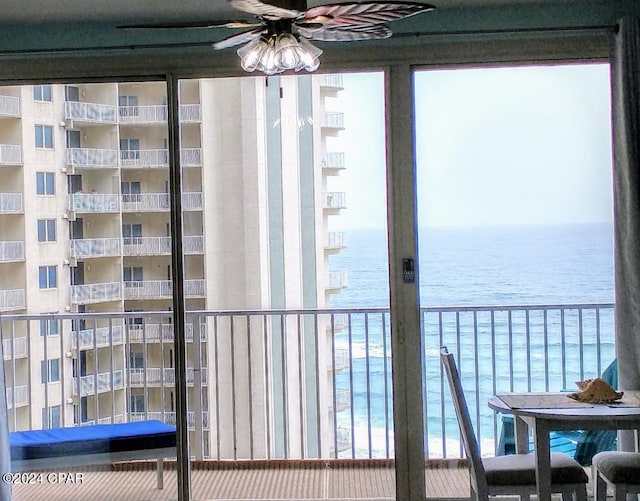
[440,346,487,493]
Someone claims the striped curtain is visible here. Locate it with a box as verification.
[612,16,640,451]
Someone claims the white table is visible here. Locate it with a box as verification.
[488,392,640,501]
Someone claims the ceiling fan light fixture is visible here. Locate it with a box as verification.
[237,30,323,75]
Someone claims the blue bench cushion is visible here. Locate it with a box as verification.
[10,420,176,461]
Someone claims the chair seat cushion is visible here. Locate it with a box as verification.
[593,451,640,484]
[483,452,588,486]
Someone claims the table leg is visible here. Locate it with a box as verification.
[514,415,529,454]
[533,419,552,501]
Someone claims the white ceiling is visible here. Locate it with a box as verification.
[2,0,580,24]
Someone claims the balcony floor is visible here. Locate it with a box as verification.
[10,459,598,500]
[11,459,470,500]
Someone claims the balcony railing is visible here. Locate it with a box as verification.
[6,385,28,409]
[68,193,120,212]
[0,193,23,213]
[325,270,348,290]
[70,237,121,258]
[0,241,24,262]
[0,304,616,462]
[325,232,346,251]
[128,367,208,386]
[0,144,21,165]
[67,148,119,168]
[130,410,209,428]
[73,369,124,397]
[0,289,25,311]
[123,279,205,299]
[120,192,203,212]
[322,111,345,129]
[118,104,201,124]
[0,95,20,117]
[3,337,27,360]
[324,192,347,210]
[322,152,345,170]
[71,325,124,350]
[65,101,118,123]
[127,323,206,343]
[70,282,121,304]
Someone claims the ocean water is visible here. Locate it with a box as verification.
[328,223,615,458]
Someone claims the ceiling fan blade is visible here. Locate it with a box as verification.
[230,0,302,20]
[299,23,392,41]
[303,1,434,27]
[213,27,265,50]
[118,19,259,29]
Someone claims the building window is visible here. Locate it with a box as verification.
[36,172,55,195]
[122,223,142,245]
[33,84,52,102]
[118,95,139,117]
[123,266,143,287]
[39,265,57,289]
[40,318,59,336]
[129,351,144,369]
[120,138,140,160]
[35,124,54,149]
[37,219,56,242]
[130,394,145,413]
[40,359,60,383]
[42,405,61,428]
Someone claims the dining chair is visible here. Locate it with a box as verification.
[440,346,589,501]
[592,451,640,501]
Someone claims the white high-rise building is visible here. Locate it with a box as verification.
[0,75,348,459]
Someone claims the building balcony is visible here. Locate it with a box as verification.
[0,289,25,311]
[118,104,202,124]
[0,95,20,117]
[122,235,204,255]
[325,232,346,253]
[79,414,126,426]
[71,282,122,304]
[71,325,124,351]
[322,151,346,173]
[334,387,351,412]
[67,148,119,168]
[119,148,203,169]
[127,322,206,343]
[0,144,22,165]
[0,240,24,262]
[129,410,209,429]
[324,192,346,211]
[322,111,345,130]
[0,193,23,213]
[68,193,120,213]
[123,279,205,299]
[320,73,344,90]
[325,270,348,291]
[65,101,118,124]
[128,367,208,386]
[73,369,125,397]
[0,303,617,464]
[121,192,203,212]
[6,385,28,409]
[70,237,121,259]
[3,336,27,360]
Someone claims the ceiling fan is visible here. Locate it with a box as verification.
[118,0,436,74]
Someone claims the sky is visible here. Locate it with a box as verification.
[326,64,613,230]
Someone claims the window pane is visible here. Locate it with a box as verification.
[37,220,46,241]
[38,266,47,288]
[48,266,57,288]
[47,220,56,241]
